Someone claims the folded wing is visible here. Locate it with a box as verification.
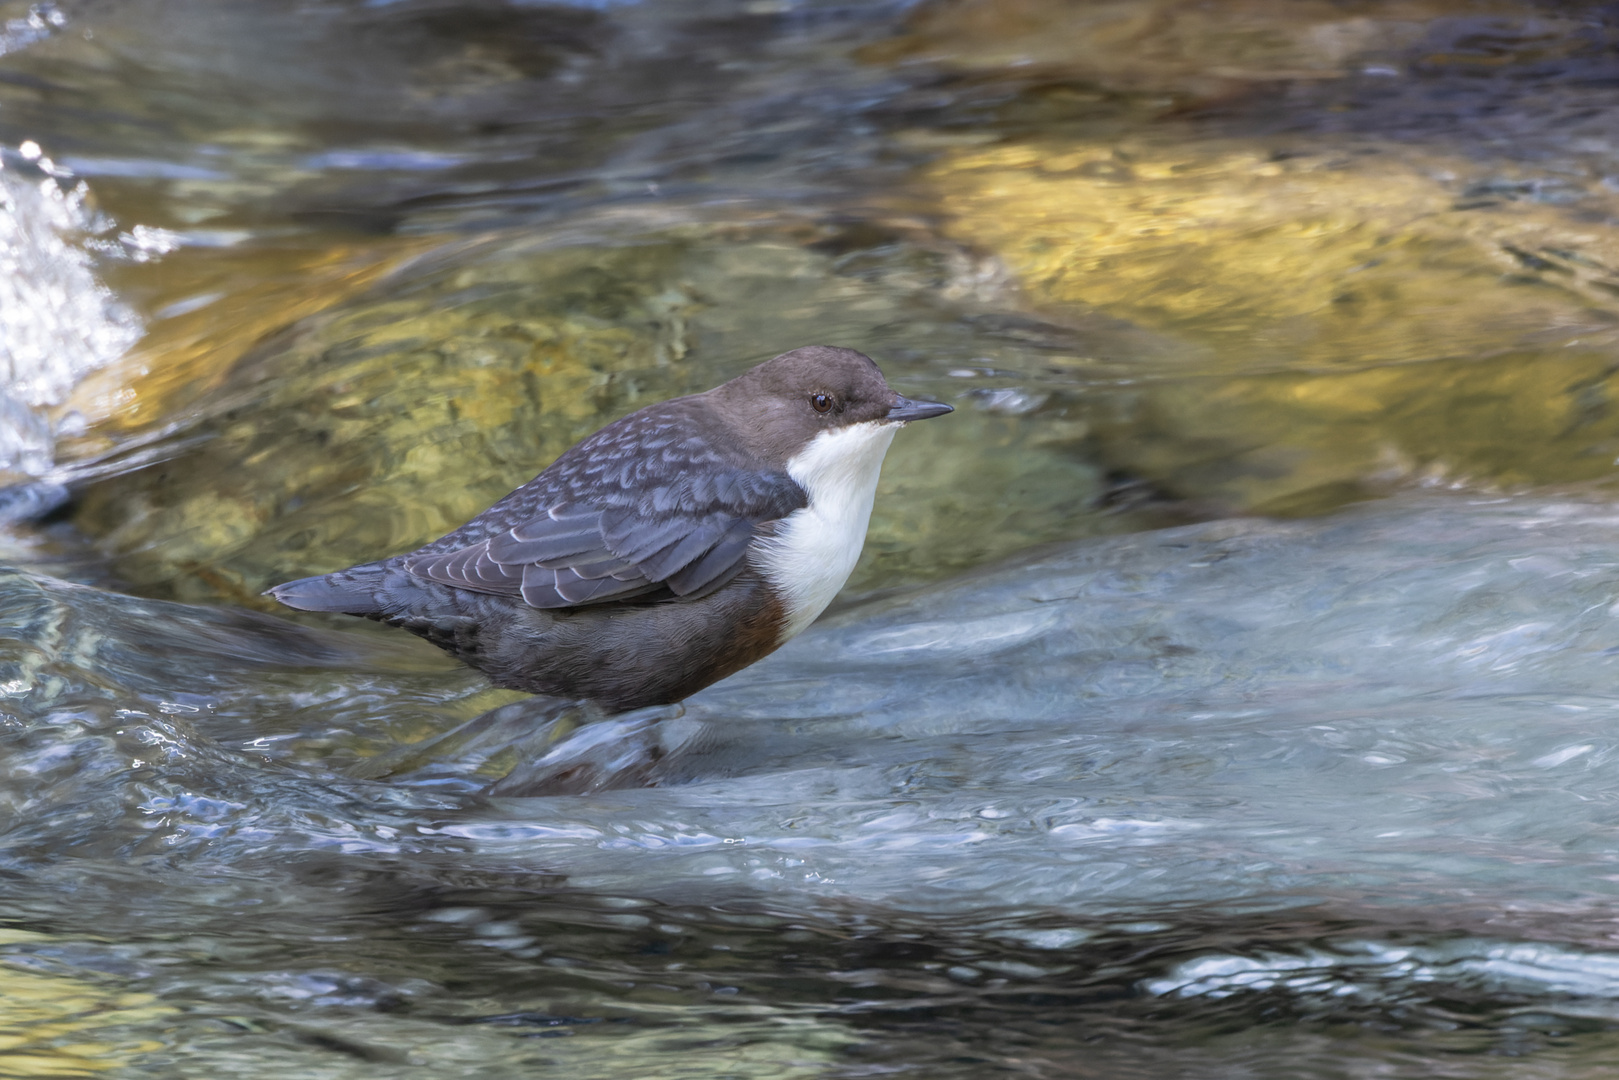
[404,468,805,610]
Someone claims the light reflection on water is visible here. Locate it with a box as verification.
[5,0,1619,1076]
[9,496,1619,1074]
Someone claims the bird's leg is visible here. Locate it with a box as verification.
[488,702,696,797]
[350,694,590,787]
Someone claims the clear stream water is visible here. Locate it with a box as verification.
[8,1,1619,1076]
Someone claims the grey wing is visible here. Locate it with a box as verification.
[403,471,804,610]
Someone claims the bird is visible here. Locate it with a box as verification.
[268,346,953,712]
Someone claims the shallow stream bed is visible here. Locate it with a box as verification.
[7,1,1619,1076]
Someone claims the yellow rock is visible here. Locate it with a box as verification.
[63,239,427,453]
[930,141,1614,368]
[0,956,172,1077]
[928,136,1619,508]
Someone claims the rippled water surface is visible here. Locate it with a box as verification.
[8,0,1619,1076]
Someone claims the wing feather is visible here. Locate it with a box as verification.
[635,518,726,581]
[598,511,697,564]
[408,541,524,596]
[519,564,566,608]
[485,527,605,566]
[553,567,655,605]
[665,519,755,597]
[401,399,807,610]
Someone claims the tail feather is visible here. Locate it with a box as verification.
[267,566,388,615]
[268,562,492,669]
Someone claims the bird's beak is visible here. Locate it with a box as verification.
[886,396,954,422]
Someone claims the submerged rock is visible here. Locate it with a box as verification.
[926,134,1619,510]
[870,0,1608,110]
[858,0,1619,511]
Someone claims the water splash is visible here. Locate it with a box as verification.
[0,2,64,58]
[0,143,145,488]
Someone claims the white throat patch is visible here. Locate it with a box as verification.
[752,419,900,642]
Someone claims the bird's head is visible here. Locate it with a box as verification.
[714,345,952,467]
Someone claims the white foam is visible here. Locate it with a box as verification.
[0,146,143,481]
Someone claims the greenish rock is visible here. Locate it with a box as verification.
[72,228,1125,606]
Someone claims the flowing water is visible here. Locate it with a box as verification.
[6,0,1619,1075]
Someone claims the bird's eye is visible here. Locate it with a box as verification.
[810,393,833,414]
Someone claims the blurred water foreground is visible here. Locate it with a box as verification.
[6,0,1619,1076]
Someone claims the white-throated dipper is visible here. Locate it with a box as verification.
[268,346,952,711]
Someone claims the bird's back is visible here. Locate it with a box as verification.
[267,393,800,709]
